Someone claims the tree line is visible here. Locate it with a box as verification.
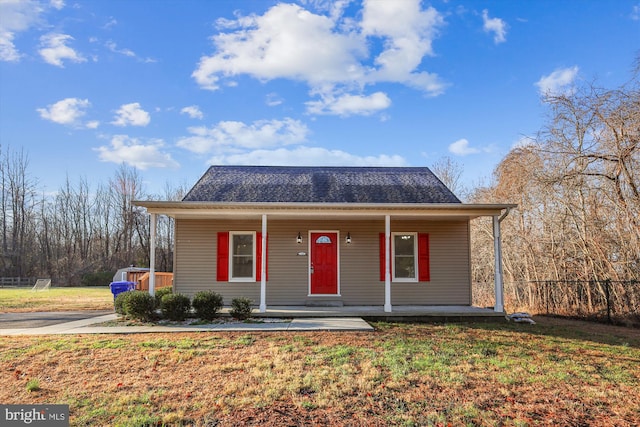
[0,154,184,286]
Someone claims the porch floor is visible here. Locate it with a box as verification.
[252,305,505,321]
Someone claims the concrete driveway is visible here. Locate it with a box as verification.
[0,310,114,329]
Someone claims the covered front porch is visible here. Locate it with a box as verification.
[139,202,515,315]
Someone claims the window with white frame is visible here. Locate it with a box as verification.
[229,231,255,281]
[392,232,417,282]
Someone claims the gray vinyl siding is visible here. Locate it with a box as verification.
[174,218,471,306]
[389,220,471,305]
[174,219,260,304]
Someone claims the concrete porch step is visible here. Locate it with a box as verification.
[305,300,344,307]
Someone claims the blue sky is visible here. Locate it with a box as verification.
[1,0,639,197]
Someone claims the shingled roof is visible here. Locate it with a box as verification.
[182,166,461,204]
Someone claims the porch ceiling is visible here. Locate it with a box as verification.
[134,201,516,221]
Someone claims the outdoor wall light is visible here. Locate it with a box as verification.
[346,232,352,244]
[297,232,303,244]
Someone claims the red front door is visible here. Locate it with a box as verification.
[310,232,338,295]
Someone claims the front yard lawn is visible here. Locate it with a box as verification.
[1,317,639,426]
[0,287,113,312]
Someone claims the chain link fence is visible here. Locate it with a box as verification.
[474,280,640,325]
[530,280,640,325]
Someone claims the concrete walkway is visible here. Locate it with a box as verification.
[0,312,373,336]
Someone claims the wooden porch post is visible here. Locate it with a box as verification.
[493,215,504,313]
[149,213,156,297]
[384,215,392,312]
[259,214,267,313]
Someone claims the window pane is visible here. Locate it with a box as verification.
[395,257,415,278]
[394,234,416,279]
[231,234,253,278]
[232,256,253,278]
[233,235,253,255]
[394,235,414,255]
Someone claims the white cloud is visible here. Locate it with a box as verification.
[306,91,391,116]
[102,17,118,29]
[449,138,481,156]
[37,97,91,127]
[0,0,43,31]
[535,66,579,96]
[0,0,45,61]
[105,40,155,62]
[266,93,283,107]
[111,103,151,127]
[193,3,366,90]
[631,4,640,20]
[177,115,407,167]
[95,135,179,170]
[192,0,447,114]
[0,31,20,62]
[50,0,64,10]
[482,9,507,44]
[180,105,204,120]
[38,33,86,67]
[105,40,135,57]
[360,0,446,92]
[0,1,71,62]
[177,118,309,154]
[207,146,407,167]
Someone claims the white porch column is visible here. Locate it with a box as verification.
[384,215,392,312]
[493,215,504,313]
[149,213,156,297]
[259,214,267,313]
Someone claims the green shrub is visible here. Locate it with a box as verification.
[192,291,224,321]
[154,286,173,308]
[230,297,253,320]
[114,290,134,315]
[123,291,156,321]
[160,293,191,321]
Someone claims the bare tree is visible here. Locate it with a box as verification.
[110,164,146,267]
[0,147,38,277]
[470,57,640,318]
[152,182,188,272]
[431,156,466,200]
[1,145,7,265]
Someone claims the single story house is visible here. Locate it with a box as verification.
[135,166,515,314]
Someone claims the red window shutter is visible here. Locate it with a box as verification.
[217,232,229,282]
[379,233,386,281]
[418,233,430,282]
[256,233,268,281]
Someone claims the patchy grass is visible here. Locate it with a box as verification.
[25,378,40,392]
[0,287,113,312]
[1,318,639,426]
